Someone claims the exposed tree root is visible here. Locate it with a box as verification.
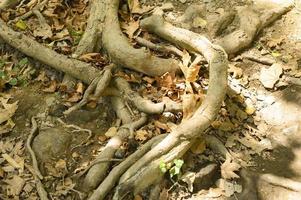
[73,0,106,57]
[114,77,182,114]
[82,102,147,191]
[215,3,293,55]
[26,117,43,180]
[87,134,166,200]
[0,1,294,199]
[26,117,49,200]
[102,0,180,76]
[86,14,228,199]
[135,37,183,57]
[0,19,101,84]
[260,174,301,192]
[10,0,49,23]
[62,0,106,90]
[64,64,114,115]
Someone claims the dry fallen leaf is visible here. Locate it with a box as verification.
[121,20,140,39]
[221,157,241,179]
[0,97,18,124]
[4,175,25,196]
[216,178,242,197]
[105,127,118,138]
[135,129,149,141]
[259,63,283,89]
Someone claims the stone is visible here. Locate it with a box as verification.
[193,163,218,192]
[32,127,72,162]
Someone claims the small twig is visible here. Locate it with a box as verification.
[136,37,183,57]
[26,117,43,180]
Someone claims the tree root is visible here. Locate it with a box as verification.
[64,64,114,115]
[87,134,166,200]
[0,19,101,84]
[135,37,183,57]
[260,174,301,192]
[114,77,182,114]
[215,3,293,55]
[26,117,43,180]
[10,0,49,23]
[73,0,106,57]
[82,109,147,191]
[62,0,106,90]
[87,15,228,199]
[26,117,49,200]
[102,0,180,76]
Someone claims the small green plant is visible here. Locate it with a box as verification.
[159,159,184,178]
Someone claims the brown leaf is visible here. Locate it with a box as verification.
[221,157,241,179]
[4,175,25,196]
[135,129,149,141]
[43,80,57,93]
[0,97,18,124]
[121,20,140,39]
[259,63,283,89]
[186,64,201,82]
[66,92,82,103]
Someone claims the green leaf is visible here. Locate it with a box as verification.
[18,57,29,67]
[15,20,27,30]
[271,51,281,58]
[0,70,6,78]
[174,159,184,168]
[159,161,167,173]
[9,78,18,86]
[0,60,5,68]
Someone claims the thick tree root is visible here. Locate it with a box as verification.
[82,106,147,192]
[87,134,166,200]
[87,15,228,199]
[102,0,180,76]
[62,0,106,89]
[73,0,106,57]
[0,19,101,84]
[215,3,293,55]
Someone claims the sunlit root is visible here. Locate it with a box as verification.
[97,17,228,198]
[82,109,147,191]
[113,140,192,199]
[260,174,301,192]
[102,0,180,76]
[215,3,293,55]
[87,134,166,200]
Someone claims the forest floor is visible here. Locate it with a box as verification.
[0,0,301,199]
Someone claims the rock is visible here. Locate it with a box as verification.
[193,163,218,191]
[32,127,72,162]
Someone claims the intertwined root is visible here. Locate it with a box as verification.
[0,0,293,199]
